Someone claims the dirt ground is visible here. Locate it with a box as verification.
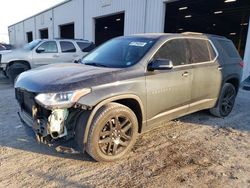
[0,74,249,188]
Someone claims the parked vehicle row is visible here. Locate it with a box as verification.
[0,38,95,82]
[14,32,243,162]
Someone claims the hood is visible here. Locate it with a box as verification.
[1,49,29,62]
[15,63,123,93]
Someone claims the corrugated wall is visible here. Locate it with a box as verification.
[83,0,165,41]
[8,0,166,44]
[23,18,36,42]
[53,0,84,39]
[145,0,165,33]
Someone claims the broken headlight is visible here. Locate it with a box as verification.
[35,88,91,109]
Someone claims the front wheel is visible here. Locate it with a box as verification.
[7,63,30,84]
[210,83,237,118]
[86,103,138,162]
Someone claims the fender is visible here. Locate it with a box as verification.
[83,94,145,144]
[8,60,31,68]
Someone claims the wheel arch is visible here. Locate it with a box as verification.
[224,76,240,93]
[211,75,240,109]
[8,60,31,69]
[83,94,145,144]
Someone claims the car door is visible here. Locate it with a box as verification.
[32,41,60,67]
[187,38,222,111]
[59,41,79,63]
[146,38,193,127]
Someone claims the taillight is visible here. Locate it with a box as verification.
[239,61,244,68]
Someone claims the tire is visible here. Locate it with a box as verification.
[3,70,7,77]
[74,111,91,152]
[86,102,138,162]
[210,83,236,118]
[7,63,29,84]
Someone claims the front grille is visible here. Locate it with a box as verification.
[16,89,36,117]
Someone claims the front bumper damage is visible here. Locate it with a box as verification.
[18,107,72,142]
[16,89,87,153]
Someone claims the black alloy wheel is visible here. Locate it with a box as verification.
[98,115,133,156]
[86,102,138,162]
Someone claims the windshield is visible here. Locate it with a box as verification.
[23,40,41,50]
[82,37,156,68]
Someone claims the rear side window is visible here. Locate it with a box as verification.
[217,39,240,58]
[154,39,189,66]
[188,39,216,64]
[77,42,95,52]
[60,41,76,53]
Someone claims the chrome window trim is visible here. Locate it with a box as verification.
[147,36,219,69]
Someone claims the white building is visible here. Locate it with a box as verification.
[8,0,250,78]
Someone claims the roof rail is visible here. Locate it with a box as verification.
[182,32,227,39]
[182,32,203,35]
[53,38,89,41]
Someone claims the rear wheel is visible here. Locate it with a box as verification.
[86,103,138,162]
[210,83,236,118]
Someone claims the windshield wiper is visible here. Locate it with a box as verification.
[84,62,109,67]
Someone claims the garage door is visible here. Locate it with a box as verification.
[95,13,124,46]
[165,0,250,57]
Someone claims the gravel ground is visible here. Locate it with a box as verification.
[0,74,250,188]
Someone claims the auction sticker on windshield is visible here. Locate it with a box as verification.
[129,42,147,47]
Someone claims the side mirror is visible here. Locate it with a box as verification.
[74,59,82,64]
[36,47,45,53]
[148,59,173,71]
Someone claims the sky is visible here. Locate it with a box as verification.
[0,0,65,43]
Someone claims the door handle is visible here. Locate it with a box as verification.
[218,66,223,70]
[73,54,79,57]
[53,55,59,58]
[182,72,189,77]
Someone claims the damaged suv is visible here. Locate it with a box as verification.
[15,33,243,162]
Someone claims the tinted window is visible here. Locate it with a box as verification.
[24,40,41,50]
[82,37,156,68]
[218,39,240,58]
[77,42,95,52]
[60,41,76,53]
[154,39,189,66]
[188,39,213,63]
[37,41,58,53]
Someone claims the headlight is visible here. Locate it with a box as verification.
[35,88,91,109]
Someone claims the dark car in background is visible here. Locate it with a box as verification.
[14,33,243,162]
[0,43,13,51]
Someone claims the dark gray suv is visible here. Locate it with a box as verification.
[15,33,243,162]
